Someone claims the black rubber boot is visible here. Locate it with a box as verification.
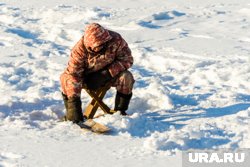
[114,92,132,115]
[62,93,84,123]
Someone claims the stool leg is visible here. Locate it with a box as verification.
[86,89,111,113]
[84,85,117,119]
[84,89,106,119]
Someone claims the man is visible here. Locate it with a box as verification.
[60,23,134,123]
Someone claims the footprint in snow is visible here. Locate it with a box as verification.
[6,28,39,40]
[138,10,186,29]
[0,151,25,167]
[0,41,12,47]
[153,10,185,20]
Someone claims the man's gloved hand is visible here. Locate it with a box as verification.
[85,69,112,90]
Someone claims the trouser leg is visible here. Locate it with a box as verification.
[112,70,134,115]
[60,73,84,122]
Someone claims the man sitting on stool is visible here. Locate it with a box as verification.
[60,23,134,123]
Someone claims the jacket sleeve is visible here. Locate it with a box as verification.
[107,38,133,77]
[65,37,86,82]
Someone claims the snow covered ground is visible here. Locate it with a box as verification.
[0,0,249,166]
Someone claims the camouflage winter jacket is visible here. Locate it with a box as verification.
[64,30,133,85]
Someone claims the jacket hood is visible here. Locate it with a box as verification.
[83,23,112,50]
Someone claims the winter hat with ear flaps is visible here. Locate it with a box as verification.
[84,23,112,49]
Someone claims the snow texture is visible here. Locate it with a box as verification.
[0,0,249,166]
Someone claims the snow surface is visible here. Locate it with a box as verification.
[0,0,250,166]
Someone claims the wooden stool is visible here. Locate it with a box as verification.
[83,85,116,119]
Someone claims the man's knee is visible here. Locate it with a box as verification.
[60,72,82,98]
[119,70,134,85]
[114,70,134,94]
